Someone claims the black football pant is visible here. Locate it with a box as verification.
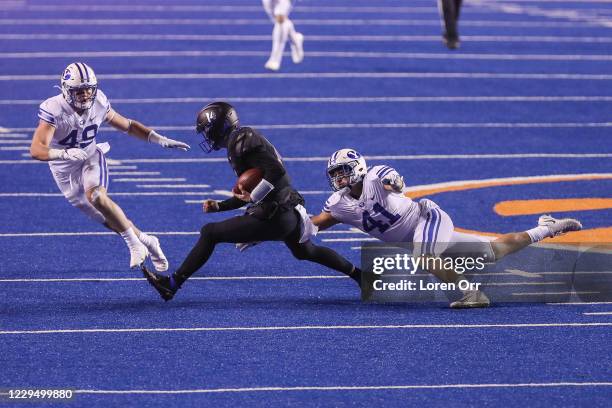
[439,0,463,40]
[173,209,356,283]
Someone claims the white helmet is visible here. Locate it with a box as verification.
[60,62,98,110]
[327,148,367,191]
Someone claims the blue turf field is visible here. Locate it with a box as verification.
[0,0,611,406]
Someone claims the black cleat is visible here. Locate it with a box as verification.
[141,265,178,301]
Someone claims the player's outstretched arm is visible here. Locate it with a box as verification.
[30,120,88,162]
[107,109,190,151]
[311,211,340,231]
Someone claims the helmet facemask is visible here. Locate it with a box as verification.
[327,161,363,191]
[63,84,97,111]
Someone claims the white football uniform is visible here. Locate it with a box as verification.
[38,91,113,223]
[323,165,460,257]
[262,0,292,20]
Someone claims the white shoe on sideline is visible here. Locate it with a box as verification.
[291,32,304,64]
[265,59,280,71]
[142,235,168,272]
[129,242,149,269]
[450,290,490,309]
[538,215,582,237]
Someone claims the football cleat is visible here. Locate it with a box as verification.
[538,215,582,237]
[450,290,490,309]
[142,235,169,272]
[264,59,280,71]
[291,32,304,64]
[129,242,149,269]
[142,265,178,301]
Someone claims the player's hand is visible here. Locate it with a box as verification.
[382,173,404,192]
[61,148,89,161]
[203,200,219,213]
[233,184,252,202]
[148,131,190,151]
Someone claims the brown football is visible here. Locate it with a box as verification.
[233,168,264,194]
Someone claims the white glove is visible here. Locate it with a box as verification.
[148,130,190,151]
[48,148,89,162]
[382,173,404,192]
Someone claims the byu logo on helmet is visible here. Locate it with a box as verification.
[327,148,368,191]
[60,62,98,111]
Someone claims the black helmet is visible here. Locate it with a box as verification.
[195,101,239,153]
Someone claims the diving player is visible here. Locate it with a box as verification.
[142,102,361,301]
[30,62,190,271]
[262,0,304,71]
[311,149,583,308]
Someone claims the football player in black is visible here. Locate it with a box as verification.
[438,0,462,49]
[143,101,361,301]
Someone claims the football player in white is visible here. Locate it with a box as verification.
[30,62,190,271]
[311,149,583,308]
[262,0,304,71]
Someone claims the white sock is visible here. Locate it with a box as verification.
[269,21,290,63]
[285,18,297,44]
[526,226,552,243]
[120,227,140,248]
[137,231,155,248]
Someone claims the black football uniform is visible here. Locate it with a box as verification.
[171,127,358,286]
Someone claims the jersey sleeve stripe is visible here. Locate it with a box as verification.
[379,167,395,179]
[39,107,54,117]
[38,111,55,124]
[37,114,56,126]
[376,166,390,178]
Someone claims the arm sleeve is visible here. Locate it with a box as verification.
[243,147,286,184]
[217,196,247,212]
[38,101,57,127]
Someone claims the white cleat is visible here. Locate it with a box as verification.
[143,235,169,272]
[450,290,490,309]
[291,32,304,64]
[129,242,149,269]
[264,59,280,71]
[538,215,582,237]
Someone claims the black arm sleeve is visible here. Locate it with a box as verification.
[217,196,246,212]
[243,147,285,184]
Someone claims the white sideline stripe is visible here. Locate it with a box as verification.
[136,184,210,189]
[1,322,611,336]
[583,312,612,315]
[1,153,611,166]
[0,146,28,150]
[323,238,379,242]
[512,291,600,296]
[404,173,612,193]
[0,276,348,283]
[0,133,27,138]
[105,165,137,170]
[109,171,160,176]
[2,71,612,81]
[3,51,612,63]
[7,95,612,105]
[0,229,362,238]
[506,269,543,278]
[0,18,599,28]
[5,34,612,44]
[548,302,612,305]
[113,178,186,182]
[0,139,29,144]
[68,382,612,394]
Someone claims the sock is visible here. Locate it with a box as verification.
[137,231,155,248]
[526,226,551,243]
[269,21,290,64]
[120,227,140,248]
[285,18,297,44]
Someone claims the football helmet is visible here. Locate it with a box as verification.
[60,62,97,110]
[327,148,367,191]
[195,101,240,153]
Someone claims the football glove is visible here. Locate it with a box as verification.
[148,130,190,151]
[49,148,89,161]
[382,173,404,192]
